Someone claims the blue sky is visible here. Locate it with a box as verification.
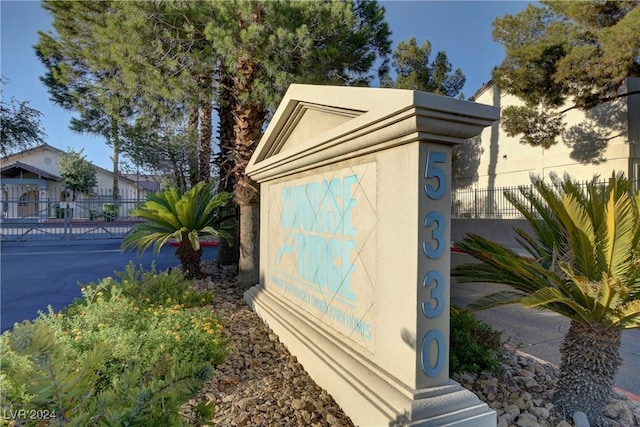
[1,0,532,171]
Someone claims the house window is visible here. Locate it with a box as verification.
[635,163,640,192]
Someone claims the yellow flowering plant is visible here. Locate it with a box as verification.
[1,263,229,425]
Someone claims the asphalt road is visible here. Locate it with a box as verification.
[0,239,218,332]
[451,252,640,396]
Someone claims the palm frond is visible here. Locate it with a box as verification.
[593,276,619,321]
[557,263,597,310]
[505,184,555,262]
[561,193,597,279]
[633,192,640,250]
[467,290,527,311]
[605,299,640,329]
[513,227,543,260]
[122,184,233,256]
[455,172,640,330]
[453,234,564,294]
[602,190,635,279]
[520,287,594,324]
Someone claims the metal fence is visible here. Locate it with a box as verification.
[451,178,640,219]
[452,185,525,219]
[3,180,638,240]
[1,185,145,241]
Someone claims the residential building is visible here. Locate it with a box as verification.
[452,77,640,217]
[454,77,640,189]
[1,144,152,221]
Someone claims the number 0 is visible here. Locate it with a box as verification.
[421,329,445,377]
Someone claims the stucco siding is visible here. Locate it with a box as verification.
[460,77,638,189]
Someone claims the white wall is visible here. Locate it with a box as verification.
[454,77,639,190]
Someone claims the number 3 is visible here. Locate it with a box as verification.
[422,270,445,318]
[423,211,445,259]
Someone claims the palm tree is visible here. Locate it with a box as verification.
[452,172,640,426]
[122,182,233,279]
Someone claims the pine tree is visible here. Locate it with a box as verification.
[492,1,640,149]
[37,1,392,284]
[381,37,470,188]
[103,1,220,185]
[382,37,466,98]
[204,0,391,285]
[36,1,134,200]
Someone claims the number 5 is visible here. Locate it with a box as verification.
[424,152,446,200]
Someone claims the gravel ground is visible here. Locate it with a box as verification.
[182,261,640,427]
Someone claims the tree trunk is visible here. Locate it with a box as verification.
[230,55,266,286]
[216,73,240,266]
[238,202,259,286]
[111,117,120,201]
[175,239,204,279]
[187,106,199,187]
[198,73,213,183]
[553,320,622,426]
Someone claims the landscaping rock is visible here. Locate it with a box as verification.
[182,260,640,427]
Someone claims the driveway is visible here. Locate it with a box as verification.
[1,239,218,332]
[451,252,640,396]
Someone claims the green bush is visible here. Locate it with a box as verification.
[450,305,503,374]
[0,265,227,426]
[52,270,225,384]
[66,261,215,312]
[1,321,214,426]
[0,336,33,404]
[101,203,119,221]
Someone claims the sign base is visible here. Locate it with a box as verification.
[245,285,496,426]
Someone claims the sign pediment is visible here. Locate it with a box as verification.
[261,101,364,160]
[247,84,499,183]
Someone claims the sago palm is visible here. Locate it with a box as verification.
[122,182,233,279]
[452,172,640,426]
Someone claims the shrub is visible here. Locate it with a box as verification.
[65,261,215,312]
[54,203,72,219]
[0,265,228,425]
[1,321,214,426]
[101,203,119,222]
[46,279,226,385]
[122,182,233,278]
[0,335,32,404]
[450,305,502,374]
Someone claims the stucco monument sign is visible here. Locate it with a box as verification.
[245,84,499,426]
